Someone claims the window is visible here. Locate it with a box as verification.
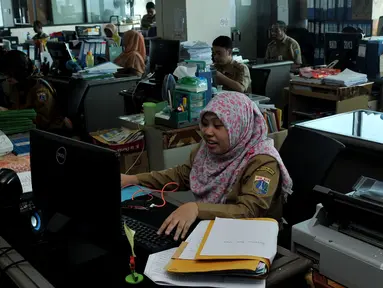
[0,0,155,27]
[85,0,155,24]
[51,0,85,25]
[86,0,129,23]
[0,1,4,27]
[12,0,32,25]
[35,0,52,25]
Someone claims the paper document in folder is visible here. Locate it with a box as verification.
[144,248,266,288]
[165,219,274,277]
[197,218,278,261]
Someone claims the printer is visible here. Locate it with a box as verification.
[356,36,383,80]
[292,184,383,288]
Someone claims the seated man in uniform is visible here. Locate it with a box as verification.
[0,50,71,132]
[141,2,156,31]
[265,21,302,67]
[212,36,251,93]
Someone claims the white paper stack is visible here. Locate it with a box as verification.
[180,41,212,65]
[323,69,368,87]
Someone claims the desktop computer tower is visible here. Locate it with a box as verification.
[356,37,383,80]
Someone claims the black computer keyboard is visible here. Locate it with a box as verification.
[121,215,180,253]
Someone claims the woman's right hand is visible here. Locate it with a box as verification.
[121,174,139,188]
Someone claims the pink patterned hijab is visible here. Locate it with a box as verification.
[190,92,293,204]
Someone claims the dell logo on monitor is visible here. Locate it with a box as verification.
[56,147,67,165]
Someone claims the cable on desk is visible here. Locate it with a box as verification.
[125,140,145,175]
[123,182,180,208]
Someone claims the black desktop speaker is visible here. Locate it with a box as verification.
[0,168,22,213]
[0,168,46,243]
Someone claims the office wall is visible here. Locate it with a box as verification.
[1,0,13,27]
[156,0,231,43]
[186,0,231,44]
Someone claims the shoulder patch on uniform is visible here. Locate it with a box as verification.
[253,176,270,195]
[37,92,47,102]
[295,49,300,55]
[256,166,276,176]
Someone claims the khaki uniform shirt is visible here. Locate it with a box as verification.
[136,147,283,221]
[3,79,65,130]
[141,14,156,30]
[265,35,302,65]
[215,60,252,93]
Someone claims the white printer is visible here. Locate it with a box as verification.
[292,185,383,288]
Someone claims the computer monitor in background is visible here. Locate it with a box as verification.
[325,32,362,71]
[62,30,77,42]
[30,129,121,251]
[75,25,102,39]
[0,28,10,37]
[149,39,180,84]
[46,41,73,75]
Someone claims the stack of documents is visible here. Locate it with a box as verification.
[72,62,122,80]
[323,69,368,87]
[91,128,143,145]
[144,218,279,287]
[181,41,213,66]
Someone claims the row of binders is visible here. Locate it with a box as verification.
[144,218,279,287]
[259,104,283,134]
[307,0,351,21]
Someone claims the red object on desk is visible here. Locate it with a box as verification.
[0,154,30,173]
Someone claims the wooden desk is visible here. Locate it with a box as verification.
[288,81,374,126]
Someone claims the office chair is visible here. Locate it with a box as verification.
[278,127,345,248]
[286,27,315,66]
[250,68,270,96]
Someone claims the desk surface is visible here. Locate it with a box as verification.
[296,110,383,149]
[252,61,294,69]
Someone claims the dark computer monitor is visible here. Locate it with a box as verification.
[30,129,121,250]
[325,32,363,70]
[62,30,77,42]
[0,28,11,37]
[149,39,180,84]
[46,41,73,75]
[75,25,102,39]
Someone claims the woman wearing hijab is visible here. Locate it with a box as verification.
[121,92,293,241]
[104,23,121,46]
[114,30,146,76]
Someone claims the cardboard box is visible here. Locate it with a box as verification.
[120,151,149,175]
[336,95,369,114]
[268,129,288,151]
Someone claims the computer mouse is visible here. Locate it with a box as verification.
[0,168,22,208]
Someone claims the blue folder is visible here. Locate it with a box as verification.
[121,185,152,202]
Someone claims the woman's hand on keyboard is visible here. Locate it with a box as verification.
[121,174,139,187]
[157,202,199,241]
